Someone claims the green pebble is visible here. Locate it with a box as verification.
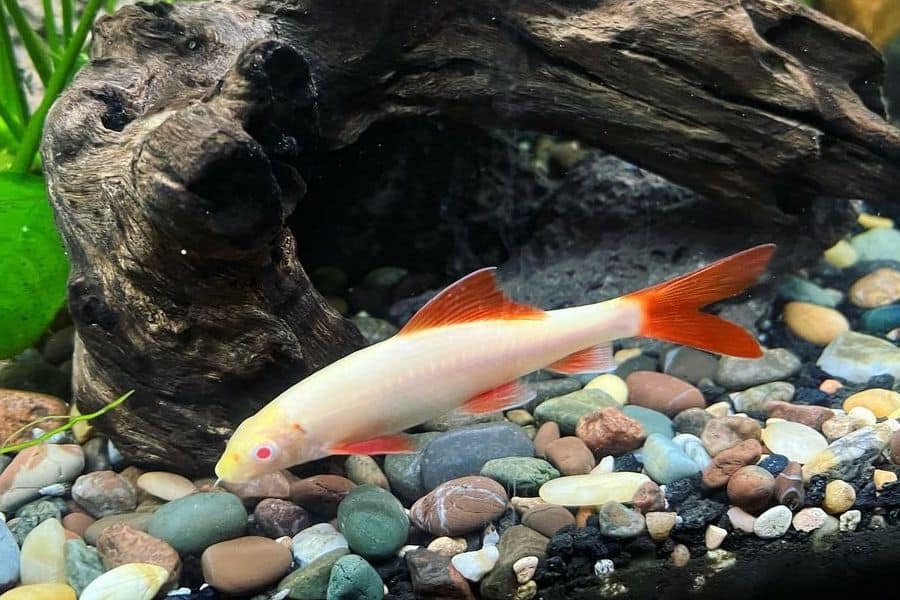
[10,499,62,544]
[64,539,104,595]
[860,305,900,334]
[326,554,384,600]
[280,547,349,599]
[776,275,842,307]
[480,457,559,496]
[533,389,618,434]
[337,485,409,561]
[147,492,247,555]
[621,405,674,439]
[850,228,900,262]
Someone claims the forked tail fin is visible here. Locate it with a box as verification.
[624,244,776,358]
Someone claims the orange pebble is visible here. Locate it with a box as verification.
[575,506,593,528]
[819,379,843,394]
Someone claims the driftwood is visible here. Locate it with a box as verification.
[41,0,900,473]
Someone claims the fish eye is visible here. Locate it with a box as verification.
[252,442,279,463]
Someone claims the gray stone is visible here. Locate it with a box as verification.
[383,432,440,504]
[480,457,559,496]
[729,382,795,413]
[597,501,645,539]
[0,349,70,398]
[350,313,399,345]
[81,438,112,473]
[614,354,659,379]
[479,525,548,600]
[816,331,900,383]
[524,378,582,412]
[326,554,384,600]
[802,424,893,481]
[422,411,504,432]
[147,492,247,555]
[673,408,710,438]
[715,348,801,389]
[533,389,618,434]
[9,498,62,544]
[421,423,534,491]
[663,347,719,384]
[0,520,19,592]
[64,538,104,595]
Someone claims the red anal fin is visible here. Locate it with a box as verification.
[399,268,545,336]
[329,435,416,456]
[625,244,776,358]
[460,380,536,414]
[547,343,614,375]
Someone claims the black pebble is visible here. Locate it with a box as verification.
[546,526,612,560]
[677,498,727,530]
[794,387,830,406]
[665,474,702,506]
[758,454,789,476]
[866,374,895,390]
[792,363,833,389]
[805,474,827,507]
[877,482,900,508]
[697,380,727,403]
[854,482,877,510]
[613,453,643,473]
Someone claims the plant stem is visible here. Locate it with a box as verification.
[11,0,103,173]
[42,0,60,53]
[0,2,29,125]
[0,99,23,138]
[1,0,53,85]
[61,0,73,41]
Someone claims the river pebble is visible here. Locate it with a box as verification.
[278,547,349,599]
[544,437,595,475]
[843,388,900,418]
[642,434,700,484]
[726,465,774,514]
[480,457,559,496]
[702,439,762,488]
[596,501,645,539]
[95,523,180,584]
[0,583,76,600]
[625,371,705,416]
[776,275,842,307]
[823,480,856,515]
[71,471,137,518]
[0,521,19,591]
[575,407,645,456]
[816,331,900,383]
[480,525,548,600]
[534,390,618,434]
[79,563,168,600]
[135,472,197,501]
[0,390,67,446]
[850,227,900,261]
[451,545,499,582]
[583,374,628,405]
[147,492,247,555]
[405,548,473,599]
[753,505,792,539]
[849,268,900,308]
[824,239,858,268]
[729,382,794,414]
[701,416,761,457]
[645,511,677,541]
[715,349,801,389]
[621,406,674,439]
[291,523,349,568]
[63,539,102,596]
[803,424,893,480]
[538,472,650,506]
[663,347,720,384]
[783,302,849,345]
[521,504,575,537]
[410,476,508,536]
[337,485,409,560]
[201,536,292,595]
[792,507,828,533]
[326,554,384,600]
[19,518,66,584]
[0,445,84,513]
[760,420,828,464]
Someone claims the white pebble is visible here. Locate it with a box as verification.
[37,483,70,497]
[839,509,862,532]
[753,505,792,539]
[792,507,828,533]
[726,507,756,534]
[513,555,539,584]
[451,545,500,582]
[591,456,615,475]
[482,524,500,547]
[705,525,727,550]
[397,545,421,558]
[593,558,615,577]
[847,406,877,426]
[81,563,169,600]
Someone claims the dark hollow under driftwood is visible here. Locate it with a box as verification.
[41,0,900,473]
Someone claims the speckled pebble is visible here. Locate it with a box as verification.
[645,512,677,541]
[792,507,827,533]
[823,480,856,515]
[753,505,792,539]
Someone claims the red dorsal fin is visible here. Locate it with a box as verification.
[329,435,416,456]
[399,267,545,336]
[547,343,615,375]
[459,380,536,414]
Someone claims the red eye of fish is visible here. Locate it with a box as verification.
[253,444,276,462]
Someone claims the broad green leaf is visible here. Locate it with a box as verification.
[0,172,69,358]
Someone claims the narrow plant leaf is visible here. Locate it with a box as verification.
[42,0,60,53]
[61,0,73,41]
[0,0,53,85]
[0,1,29,125]
[0,172,69,358]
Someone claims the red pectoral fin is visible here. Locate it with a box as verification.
[547,343,615,375]
[459,380,536,414]
[329,435,416,455]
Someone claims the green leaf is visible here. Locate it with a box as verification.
[0,172,69,358]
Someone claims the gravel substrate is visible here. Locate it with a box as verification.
[0,212,899,599]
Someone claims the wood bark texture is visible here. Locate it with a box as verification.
[41,0,900,472]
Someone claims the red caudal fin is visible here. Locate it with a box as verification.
[624,244,776,358]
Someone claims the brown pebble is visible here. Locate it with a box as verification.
[702,439,762,488]
[201,536,293,595]
[96,523,182,585]
[575,506,593,528]
[701,416,761,456]
[764,401,833,430]
[522,504,576,537]
[62,512,95,538]
[0,389,68,444]
[410,476,508,536]
[544,437,595,475]
[575,407,645,456]
[223,470,294,501]
[406,548,476,600]
[773,461,805,510]
[625,371,705,416]
[890,429,900,465]
[290,475,356,517]
[631,481,666,514]
[533,422,561,458]
[726,465,774,514]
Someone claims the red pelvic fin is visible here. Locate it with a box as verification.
[398,268,545,336]
[625,244,776,358]
[460,380,536,414]
[547,343,614,375]
[329,435,416,456]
